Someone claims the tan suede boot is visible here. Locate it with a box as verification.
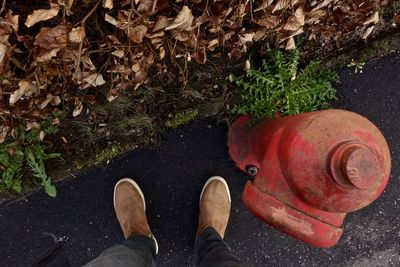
[196,176,232,238]
[114,178,159,253]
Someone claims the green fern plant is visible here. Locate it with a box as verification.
[233,48,339,122]
[0,115,61,197]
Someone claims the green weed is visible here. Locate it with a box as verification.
[347,59,365,74]
[233,48,339,122]
[0,115,62,197]
[165,108,199,128]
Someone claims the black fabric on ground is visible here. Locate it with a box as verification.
[32,242,70,267]
[195,227,251,267]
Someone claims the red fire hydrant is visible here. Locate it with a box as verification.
[228,109,391,248]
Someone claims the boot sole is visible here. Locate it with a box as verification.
[113,178,159,254]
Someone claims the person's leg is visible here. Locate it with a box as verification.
[84,178,158,267]
[194,176,251,267]
[84,235,156,267]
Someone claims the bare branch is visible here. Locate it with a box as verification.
[0,0,6,16]
[75,0,101,75]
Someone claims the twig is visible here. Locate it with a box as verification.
[127,2,133,57]
[74,0,101,75]
[10,57,27,72]
[219,0,235,41]
[0,0,6,16]
[151,0,158,14]
[80,0,101,25]
[249,0,254,22]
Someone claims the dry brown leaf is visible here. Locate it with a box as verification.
[284,8,305,31]
[207,39,219,51]
[9,80,36,104]
[39,130,45,142]
[133,71,148,84]
[255,16,280,29]
[26,121,40,131]
[106,35,122,45]
[147,31,164,39]
[363,25,375,39]
[128,25,148,43]
[253,30,267,42]
[308,32,317,41]
[81,55,96,71]
[2,10,19,32]
[245,60,250,75]
[192,48,206,64]
[272,0,291,13]
[159,47,165,59]
[107,88,118,102]
[278,27,304,43]
[165,6,194,31]
[112,50,125,58]
[69,26,86,43]
[194,12,209,28]
[38,94,61,109]
[23,81,39,97]
[239,33,254,45]
[104,14,124,29]
[306,10,326,24]
[255,0,274,12]
[153,16,172,32]
[34,25,69,50]
[82,73,106,89]
[394,14,400,24]
[150,38,163,48]
[171,30,192,42]
[73,101,83,117]
[25,7,60,28]
[364,12,379,25]
[311,0,332,12]
[53,118,60,125]
[0,43,7,66]
[103,0,113,10]
[63,0,75,15]
[0,126,9,144]
[138,0,154,13]
[294,8,305,25]
[221,31,235,45]
[35,48,61,63]
[286,36,296,50]
[131,63,141,72]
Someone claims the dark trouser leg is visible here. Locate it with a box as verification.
[194,227,252,267]
[84,235,157,267]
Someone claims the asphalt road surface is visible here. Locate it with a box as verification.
[1,52,400,267]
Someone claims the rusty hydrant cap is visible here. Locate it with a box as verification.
[330,142,381,190]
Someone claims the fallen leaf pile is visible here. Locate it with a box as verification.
[0,0,393,143]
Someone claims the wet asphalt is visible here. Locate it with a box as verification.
[1,52,400,267]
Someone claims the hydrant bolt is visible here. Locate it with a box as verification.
[246,165,259,177]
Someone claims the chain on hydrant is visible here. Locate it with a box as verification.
[228,109,391,248]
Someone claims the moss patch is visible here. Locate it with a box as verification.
[94,145,123,165]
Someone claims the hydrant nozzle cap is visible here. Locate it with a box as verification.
[331,142,380,190]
